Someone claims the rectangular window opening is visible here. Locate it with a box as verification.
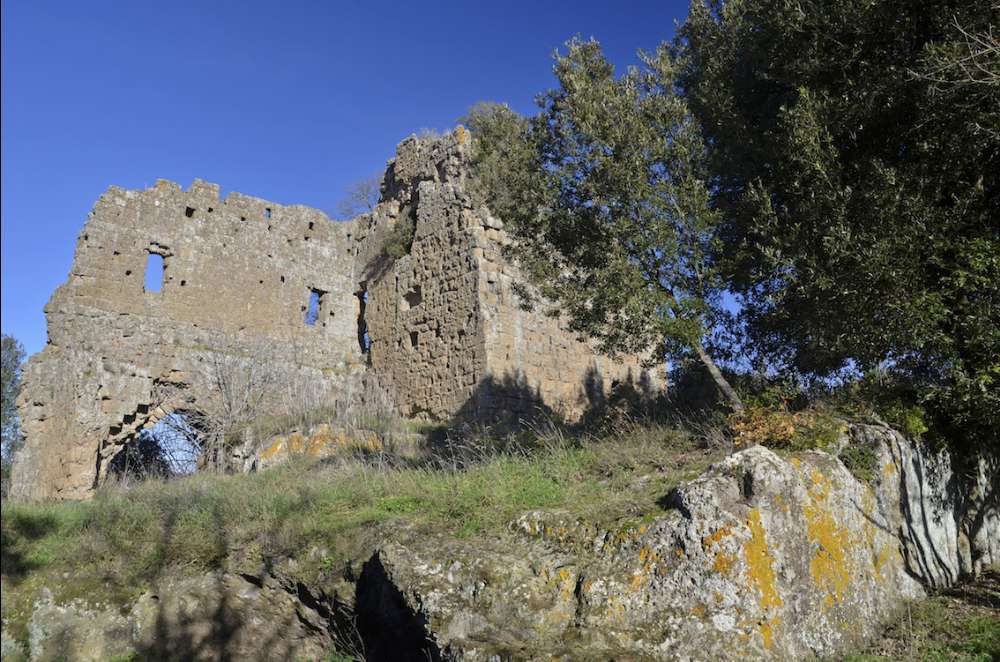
[144,253,165,292]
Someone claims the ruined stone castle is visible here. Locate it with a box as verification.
[10,129,659,500]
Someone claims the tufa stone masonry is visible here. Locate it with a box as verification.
[11,129,659,500]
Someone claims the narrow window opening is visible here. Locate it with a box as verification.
[207,207,214,213]
[144,253,165,292]
[409,331,419,349]
[185,207,195,218]
[180,280,186,287]
[308,221,314,230]
[356,287,370,353]
[264,207,272,220]
[305,288,324,326]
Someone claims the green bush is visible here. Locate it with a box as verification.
[383,211,415,259]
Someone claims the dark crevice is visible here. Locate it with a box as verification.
[355,553,442,662]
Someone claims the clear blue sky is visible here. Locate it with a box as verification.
[2,0,690,356]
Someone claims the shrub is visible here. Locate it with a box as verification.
[383,212,415,259]
[729,405,844,452]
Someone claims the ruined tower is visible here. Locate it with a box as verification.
[11,129,659,500]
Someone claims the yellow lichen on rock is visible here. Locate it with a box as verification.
[744,508,783,648]
[805,470,853,607]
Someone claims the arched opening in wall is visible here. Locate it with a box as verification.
[107,413,202,484]
[144,253,165,292]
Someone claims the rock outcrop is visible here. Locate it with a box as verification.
[11,129,659,500]
[7,424,997,660]
[18,573,336,662]
[354,424,998,660]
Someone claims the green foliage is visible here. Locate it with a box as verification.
[465,40,743,409]
[679,0,999,454]
[1,333,27,494]
[837,578,1000,661]
[838,442,879,484]
[826,377,932,442]
[382,211,415,259]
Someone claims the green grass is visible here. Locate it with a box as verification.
[1,421,719,645]
[837,572,1000,661]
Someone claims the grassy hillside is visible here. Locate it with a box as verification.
[1,420,721,645]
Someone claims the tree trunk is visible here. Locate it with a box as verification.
[692,339,744,412]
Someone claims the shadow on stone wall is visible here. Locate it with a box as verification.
[447,364,660,434]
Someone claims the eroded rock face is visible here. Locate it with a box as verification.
[11,128,658,500]
[354,425,999,660]
[9,425,996,660]
[23,573,335,662]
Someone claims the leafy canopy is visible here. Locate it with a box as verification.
[679,0,999,448]
[465,39,743,409]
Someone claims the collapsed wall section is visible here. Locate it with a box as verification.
[356,129,660,422]
[354,133,488,420]
[11,180,363,499]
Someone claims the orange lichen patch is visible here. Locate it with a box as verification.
[259,426,381,464]
[883,460,896,477]
[714,550,737,574]
[703,525,736,575]
[744,508,783,649]
[703,526,733,548]
[805,472,853,607]
[555,567,576,602]
[630,548,661,591]
[259,437,286,461]
[691,604,707,619]
[455,125,468,144]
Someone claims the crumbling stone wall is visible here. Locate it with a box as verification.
[11,129,660,500]
[356,129,659,422]
[354,132,489,420]
[11,181,364,499]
